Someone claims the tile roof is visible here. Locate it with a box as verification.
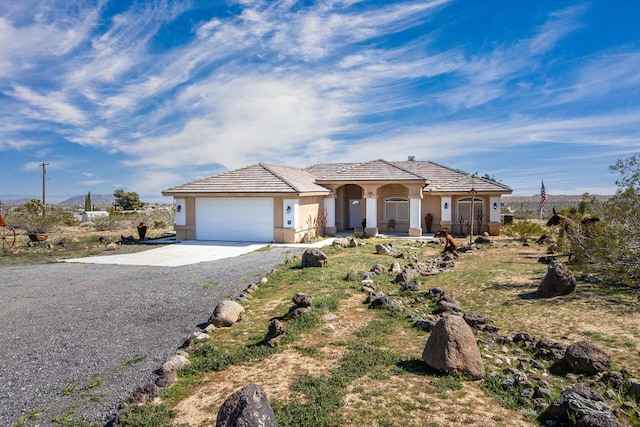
[308,159,427,182]
[163,159,512,196]
[162,164,331,195]
[390,160,512,193]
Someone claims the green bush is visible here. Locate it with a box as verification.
[502,219,544,242]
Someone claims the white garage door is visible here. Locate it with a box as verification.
[195,198,274,242]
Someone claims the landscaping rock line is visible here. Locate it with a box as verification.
[0,247,291,426]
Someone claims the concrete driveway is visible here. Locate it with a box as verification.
[64,238,336,267]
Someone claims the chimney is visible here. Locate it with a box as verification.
[408,156,415,161]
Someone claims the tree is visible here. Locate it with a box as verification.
[610,153,639,189]
[567,154,640,286]
[113,189,145,211]
[84,191,92,212]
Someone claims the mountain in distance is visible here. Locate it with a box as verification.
[1,194,170,206]
[502,194,612,214]
[58,194,115,205]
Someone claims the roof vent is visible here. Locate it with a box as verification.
[408,156,415,161]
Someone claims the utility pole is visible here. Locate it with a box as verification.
[40,162,49,217]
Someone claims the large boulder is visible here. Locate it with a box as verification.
[535,261,576,297]
[563,341,611,375]
[422,316,485,379]
[216,383,276,427]
[301,248,328,267]
[209,300,245,328]
[543,385,621,427]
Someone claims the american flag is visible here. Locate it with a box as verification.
[540,180,548,212]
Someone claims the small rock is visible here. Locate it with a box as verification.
[332,237,350,248]
[564,341,611,375]
[292,292,312,308]
[401,280,422,292]
[435,300,463,313]
[163,353,190,372]
[263,319,286,348]
[463,312,489,327]
[130,383,158,404]
[390,261,402,273]
[193,331,209,341]
[375,244,391,255]
[286,306,311,319]
[156,370,177,388]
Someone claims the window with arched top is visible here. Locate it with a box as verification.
[385,197,409,221]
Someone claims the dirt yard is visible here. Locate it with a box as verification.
[160,235,639,427]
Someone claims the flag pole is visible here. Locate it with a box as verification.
[539,179,547,225]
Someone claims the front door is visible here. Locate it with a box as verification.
[457,198,484,235]
[349,199,363,229]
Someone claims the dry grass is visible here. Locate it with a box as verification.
[166,235,639,427]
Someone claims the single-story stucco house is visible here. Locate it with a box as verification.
[162,158,513,243]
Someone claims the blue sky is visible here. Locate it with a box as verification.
[1,0,639,202]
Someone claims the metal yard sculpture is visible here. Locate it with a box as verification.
[0,201,16,250]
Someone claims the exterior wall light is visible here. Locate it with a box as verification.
[176,205,182,213]
[444,202,448,209]
[493,202,498,210]
[286,206,291,214]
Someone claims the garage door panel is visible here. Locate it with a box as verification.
[196,198,273,242]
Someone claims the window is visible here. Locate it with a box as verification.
[385,197,408,221]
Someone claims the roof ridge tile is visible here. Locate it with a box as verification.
[260,163,299,193]
[381,159,427,180]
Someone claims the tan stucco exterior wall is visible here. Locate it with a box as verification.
[170,190,504,242]
[174,196,196,240]
[422,196,440,233]
[273,196,326,243]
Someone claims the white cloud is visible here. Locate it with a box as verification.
[10,85,86,125]
[123,75,352,170]
[0,3,101,78]
[528,4,586,56]
[552,51,640,105]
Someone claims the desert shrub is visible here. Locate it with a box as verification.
[92,214,123,231]
[134,208,173,230]
[569,188,639,286]
[564,154,640,286]
[8,200,72,233]
[502,219,544,242]
[153,219,168,228]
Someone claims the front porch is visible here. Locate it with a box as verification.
[323,183,502,238]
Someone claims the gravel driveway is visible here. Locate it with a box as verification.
[0,246,293,426]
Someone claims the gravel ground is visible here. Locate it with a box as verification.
[0,246,293,426]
